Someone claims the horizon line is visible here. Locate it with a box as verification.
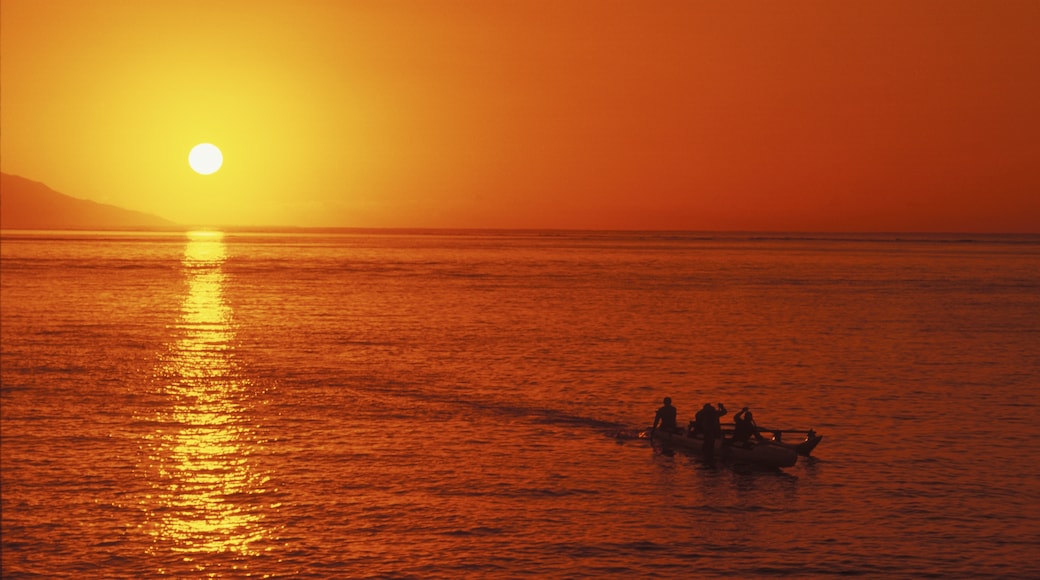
[2,225,1038,238]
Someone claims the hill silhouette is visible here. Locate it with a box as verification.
[1,173,175,229]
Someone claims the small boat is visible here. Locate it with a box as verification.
[650,428,799,468]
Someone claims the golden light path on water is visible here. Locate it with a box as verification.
[141,231,272,562]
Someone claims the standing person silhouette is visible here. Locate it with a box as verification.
[652,397,678,435]
[694,402,727,462]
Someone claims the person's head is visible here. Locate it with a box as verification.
[663,397,672,406]
[703,403,713,410]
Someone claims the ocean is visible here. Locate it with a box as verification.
[2,229,1038,578]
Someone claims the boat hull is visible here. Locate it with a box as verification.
[764,431,824,456]
[791,434,823,457]
[651,429,798,468]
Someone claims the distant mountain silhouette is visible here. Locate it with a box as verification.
[1,173,175,229]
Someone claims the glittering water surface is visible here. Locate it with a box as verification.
[2,230,1039,578]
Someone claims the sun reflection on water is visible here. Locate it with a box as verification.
[141,231,272,557]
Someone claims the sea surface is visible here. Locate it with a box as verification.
[2,229,1039,579]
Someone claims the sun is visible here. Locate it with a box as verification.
[188,143,223,175]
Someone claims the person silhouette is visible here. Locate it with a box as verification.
[732,407,765,444]
[694,402,727,461]
[652,397,678,435]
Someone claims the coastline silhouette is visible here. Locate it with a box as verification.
[0,172,174,230]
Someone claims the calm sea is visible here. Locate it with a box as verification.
[2,229,1038,579]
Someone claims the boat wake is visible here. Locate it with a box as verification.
[326,380,630,435]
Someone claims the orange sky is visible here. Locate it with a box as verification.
[2,0,1038,231]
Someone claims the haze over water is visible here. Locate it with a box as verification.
[2,230,1038,578]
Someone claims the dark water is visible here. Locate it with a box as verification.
[2,230,1039,578]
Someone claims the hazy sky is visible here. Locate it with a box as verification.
[2,0,1038,231]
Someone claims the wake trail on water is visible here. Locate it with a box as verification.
[313,379,633,437]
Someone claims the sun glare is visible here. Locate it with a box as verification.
[189,143,223,175]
